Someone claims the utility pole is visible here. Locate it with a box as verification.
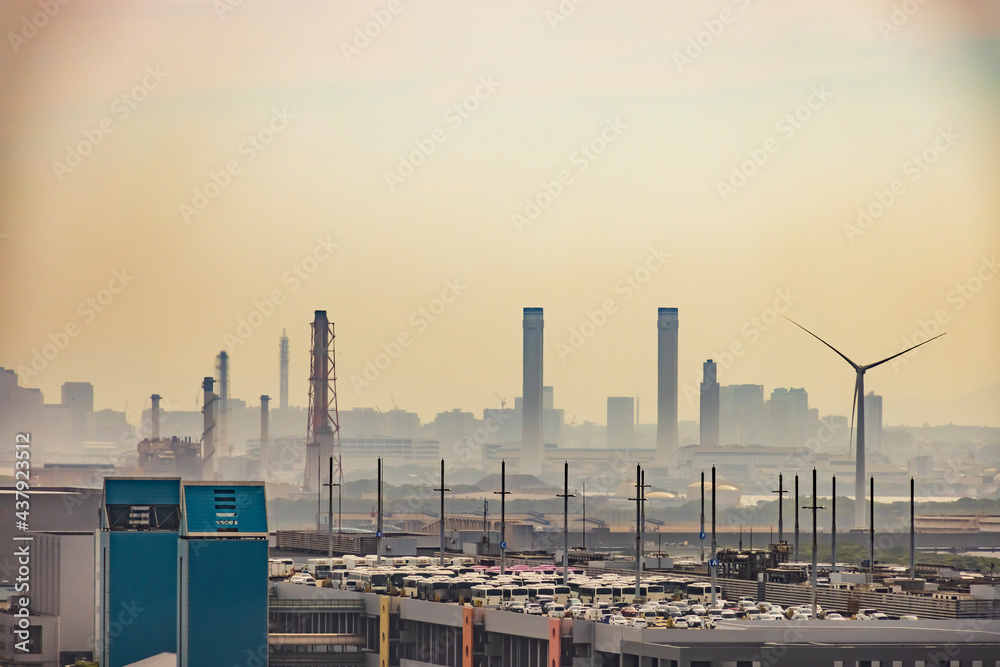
[831,475,837,573]
[434,459,450,568]
[556,461,575,586]
[324,457,340,559]
[494,460,510,576]
[711,466,717,609]
[581,482,586,552]
[772,473,786,544]
[802,467,825,619]
[794,474,800,561]
[869,475,875,584]
[377,457,383,567]
[910,477,916,580]
[629,464,648,602]
[700,471,706,562]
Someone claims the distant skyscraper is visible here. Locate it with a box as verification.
[522,307,544,475]
[767,387,809,447]
[720,384,766,445]
[61,381,94,446]
[279,329,289,409]
[607,396,635,448]
[699,360,720,446]
[864,391,883,454]
[656,308,678,461]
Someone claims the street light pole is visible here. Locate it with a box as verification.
[324,457,341,559]
[556,461,575,586]
[493,460,511,576]
[434,459,450,568]
[802,467,825,619]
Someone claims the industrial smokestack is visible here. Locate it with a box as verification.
[305,311,341,503]
[216,351,231,456]
[150,394,161,440]
[201,377,216,481]
[656,308,678,462]
[522,307,544,476]
[279,329,289,410]
[260,395,270,481]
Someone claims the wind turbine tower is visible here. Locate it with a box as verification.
[787,318,944,529]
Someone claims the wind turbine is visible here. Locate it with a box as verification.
[786,318,945,529]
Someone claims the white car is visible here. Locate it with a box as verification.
[683,615,702,628]
[691,605,707,615]
[900,614,919,621]
[525,604,543,615]
[672,619,689,629]
[631,617,648,628]
[825,613,845,621]
[547,604,567,618]
[609,615,629,626]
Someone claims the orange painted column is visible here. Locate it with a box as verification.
[548,618,561,667]
[380,596,390,667]
[462,606,474,667]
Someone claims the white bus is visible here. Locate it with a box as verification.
[307,558,332,579]
[472,585,502,607]
[552,585,571,605]
[685,582,722,604]
[500,585,530,604]
[644,584,666,602]
[357,569,390,594]
[579,584,614,605]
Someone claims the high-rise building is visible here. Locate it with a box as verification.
[720,384,766,445]
[767,387,809,448]
[607,396,635,448]
[61,381,94,446]
[98,478,182,667]
[864,391,883,455]
[97,478,268,667]
[521,307,544,475]
[699,360,720,446]
[656,308,679,461]
[178,481,268,667]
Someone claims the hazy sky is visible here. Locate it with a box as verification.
[2,0,998,428]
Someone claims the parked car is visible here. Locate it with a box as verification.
[672,619,689,629]
[609,615,629,626]
[631,617,648,628]
[525,604,543,615]
[547,604,567,618]
[825,613,845,621]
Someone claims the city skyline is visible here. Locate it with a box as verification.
[1,1,998,430]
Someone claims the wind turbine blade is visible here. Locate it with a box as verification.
[785,318,859,370]
[863,332,946,371]
[847,375,859,462]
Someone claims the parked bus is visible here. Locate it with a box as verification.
[329,570,350,590]
[357,569,390,594]
[500,585,530,604]
[552,585,571,605]
[403,575,424,598]
[645,584,666,602]
[685,581,722,604]
[449,579,477,603]
[417,579,452,601]
[579,584,614,605]
[472,585,502,607]
[307,558,333,580]
[415,556,432,568]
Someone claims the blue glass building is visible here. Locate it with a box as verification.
[98,478,268,667]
